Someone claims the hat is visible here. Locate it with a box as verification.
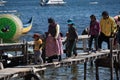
[32,33,40,38]
[48,18,55,23]
[67,19,74,25]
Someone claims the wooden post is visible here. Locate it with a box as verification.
[22,40,27,64]
[110,38,114,80]
[26,42,28,64]
[95,62,99,80]
[84,62,87,80]
[90,60,93,67]
[83,39,87,51]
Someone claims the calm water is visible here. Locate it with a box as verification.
[0,0,120,80]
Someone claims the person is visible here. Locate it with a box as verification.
[116,16,120,26]
[33,33,43,64]
[81,27,89,35]
[45,18,63,63]
[63,19,78,57]
[114,16,120,48]
[88,14,100,53]
[98,11,117,50]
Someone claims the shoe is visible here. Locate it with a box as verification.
[88,50,92,54]
[92,50,96,53]
[97,48,102,51]
[74,53,77,56]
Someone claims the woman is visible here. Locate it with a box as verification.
[64,19,78,57]
[88,14,100,53]
[45,18,63,63]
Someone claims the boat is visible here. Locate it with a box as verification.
[40,0,66,6]
[0,14,33,41]
[22,17,33,34]
[0,0,7,4]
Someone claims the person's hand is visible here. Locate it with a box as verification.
[75,38,78,42]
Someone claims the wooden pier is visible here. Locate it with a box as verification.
[0,35,119,80]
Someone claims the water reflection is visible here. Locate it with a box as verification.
[71,64,78,80]
[15,62,119,80]
[43,64,82,80]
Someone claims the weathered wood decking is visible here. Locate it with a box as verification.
[0,35,119,80]
[0,67,46,79]
[0,50,119,80]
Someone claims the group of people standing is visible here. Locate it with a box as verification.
[32,17,78,64]
[32,10,120,64]
[88,11,119,53]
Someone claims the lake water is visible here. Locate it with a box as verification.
[0,0,120,80]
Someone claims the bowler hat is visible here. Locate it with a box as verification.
[32,33,40,38]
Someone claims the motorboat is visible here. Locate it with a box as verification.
[40,0,66,6]
[0,0,7,4]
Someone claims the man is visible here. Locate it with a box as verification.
[98,11,117,49]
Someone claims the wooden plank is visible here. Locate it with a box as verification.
[0,68,31,79]
[27,35,89,46]
[0,67,46,79]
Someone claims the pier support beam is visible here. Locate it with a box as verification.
[95,63,99,80]
[110,38,114,80]
[84,62,87,80]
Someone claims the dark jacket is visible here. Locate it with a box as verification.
[68,25,78,40]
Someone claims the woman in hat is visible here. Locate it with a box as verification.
[64,19,78,57]
[45,18,63,63]
[33,33,43,64]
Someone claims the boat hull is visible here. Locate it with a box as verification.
[40,0,66,6]
[22,17,33,34]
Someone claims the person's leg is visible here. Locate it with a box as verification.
[65,44,69,57]
[73,40,77,56]
[58,55,61,61]
[88,36,93,51]
[38,50,43,64]
[69,40,77,56]
[94,36,98,51]
[98,33,104,49]
[42,48,46,63]
[47,56,53,63]
[106,37,110,49]
[34,51,38,64]
[67,40,73,57]
[52,55,59,62]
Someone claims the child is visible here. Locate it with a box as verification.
[33,33,43,64]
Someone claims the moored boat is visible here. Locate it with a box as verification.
[40,0,66,6]
[0,0,7,4]
[0,14,33,41]
[22,17,33,34]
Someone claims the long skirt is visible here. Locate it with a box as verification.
[46,36,61,57]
